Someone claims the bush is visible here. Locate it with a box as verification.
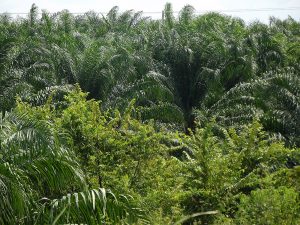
[236,187,300,225]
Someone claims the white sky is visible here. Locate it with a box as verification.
[1,0,300,23]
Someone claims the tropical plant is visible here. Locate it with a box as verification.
[199,68,300,146]
[181,120,300,224]
[0,97,146,224]
[1,3,300,224]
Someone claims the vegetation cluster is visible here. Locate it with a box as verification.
[0,3,299,224]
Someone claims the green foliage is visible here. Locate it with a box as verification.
[54,87,185,223]
[236,187,300,225]
[181,120,299,224]
[49,188,147,224]
[0,102,83,224]
[0,93,147,224]
[1,3,300,144]
[1,3,300,224]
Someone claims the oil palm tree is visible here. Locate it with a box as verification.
[199,68,300,146]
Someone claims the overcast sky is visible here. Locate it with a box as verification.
[1,0,300,23]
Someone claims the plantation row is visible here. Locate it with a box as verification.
[0,3,299,224]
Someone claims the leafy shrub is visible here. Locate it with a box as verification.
[236,187,300,225]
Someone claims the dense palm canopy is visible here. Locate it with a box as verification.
[0,3,300,224]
